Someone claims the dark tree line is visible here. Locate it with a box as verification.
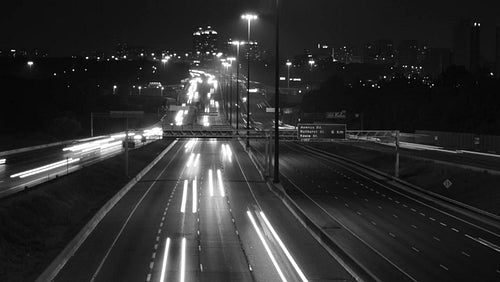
[301,66,500,134]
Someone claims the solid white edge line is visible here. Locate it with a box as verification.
[160,237,171,282]
[260,211,308,282]
[247,210,287,282]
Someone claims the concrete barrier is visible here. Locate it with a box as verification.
[36,140,178,282]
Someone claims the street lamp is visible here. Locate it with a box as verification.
[241,13,258,148]
[138,86,142,95]
[227,57,236,126]
[231,40,245,130]
[286,61,292,88]
[27,61,34,71]
[113,85,117,95]
[308,59,315,70]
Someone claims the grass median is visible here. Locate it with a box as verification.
[0,140,172,281]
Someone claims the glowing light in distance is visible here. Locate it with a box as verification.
[180,237,186,282]
[247,211,287,282]
[181,180,188,213]
[160,237,171,282]
[208,169,214,197]
[10,158,80,178]
[193,153,200,167]
[192,178,197,213]
[216,169,225,197]
[63,137,115,152]
[186,153,195,167]
[260,211,308,282]
[0,159,5,165]
[111,133,126,139]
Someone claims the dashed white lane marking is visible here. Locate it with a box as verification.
[395,200,400,204]
[146,273,151,282]
[364,198,369,202]
[389,232,396,238]
[496,269,500,274]
[371,221,377,226]
[388,197,393,201]
[152,252,156,259]
[393,214,398,219]
[451,228,460,233]
[461,251,470,257]
[403,204,408,208]
[411,247,420,253]
[433,236,441,242]
[345,203,349,207]
[410,208,417,212]
[334,196,338,200]
[356,211,362,216]
[419,213,426,217]
[377,205,383,209]
[440,222,447,227]
[149,261,154,269]
[200,263,204,272]
[429,217,436,221]
[440,264,449,271]
[411,225,418,229]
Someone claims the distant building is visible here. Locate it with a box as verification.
[397,40,419,67]
[115,43,147,60]
[496,27,500,77]
[193,26,218,58]
[423,48,452,76]
[453,19,481,72]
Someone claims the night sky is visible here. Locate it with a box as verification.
[2,0,500,59]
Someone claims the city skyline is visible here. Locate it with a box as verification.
[2,0,500,60]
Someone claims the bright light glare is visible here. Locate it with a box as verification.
[208,169,214,197]
[192,178,197,213]
[0,159,5,165]
[247,211,287,282]
[160,237,171,282]
[217,169,225,197]
[260,212,308,282]
[10,158,80,178]
[180,237,186,282]
[186,153,195,167]
[181,180,188,213]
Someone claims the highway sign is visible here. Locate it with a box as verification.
[266,107,275,113]
[443,179,453,189]
[169,105,190,111]
[297,123,346,141]
[326,110,346,119]
[109,111,144,118]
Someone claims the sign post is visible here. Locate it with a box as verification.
[297,123,346,141]
[109,111,144,177]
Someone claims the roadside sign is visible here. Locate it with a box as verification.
[109,111,144,118]
[443,179,453,189]
[266,107,275,113]
[326,110,346,119]
[169,105,190,111]
[297,123,346,141]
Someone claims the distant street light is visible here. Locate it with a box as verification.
[231,41,245,130]
[27,61,34,71]
[286,61,292,88]
[113,85,117,95]
[241,13,258,148]
[138,86,142,95]
[308,59,315,70]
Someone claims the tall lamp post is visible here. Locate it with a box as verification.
[274,0,280,183]
[231,41,245,130]
[227,57,236,126]
[241,13,258,148]
[286,60,292,89]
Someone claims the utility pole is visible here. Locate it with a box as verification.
[274,0,280,183]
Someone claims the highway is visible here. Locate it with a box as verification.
[44,71,354,282]
[251,141,500,281]
[0,129,162,198]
